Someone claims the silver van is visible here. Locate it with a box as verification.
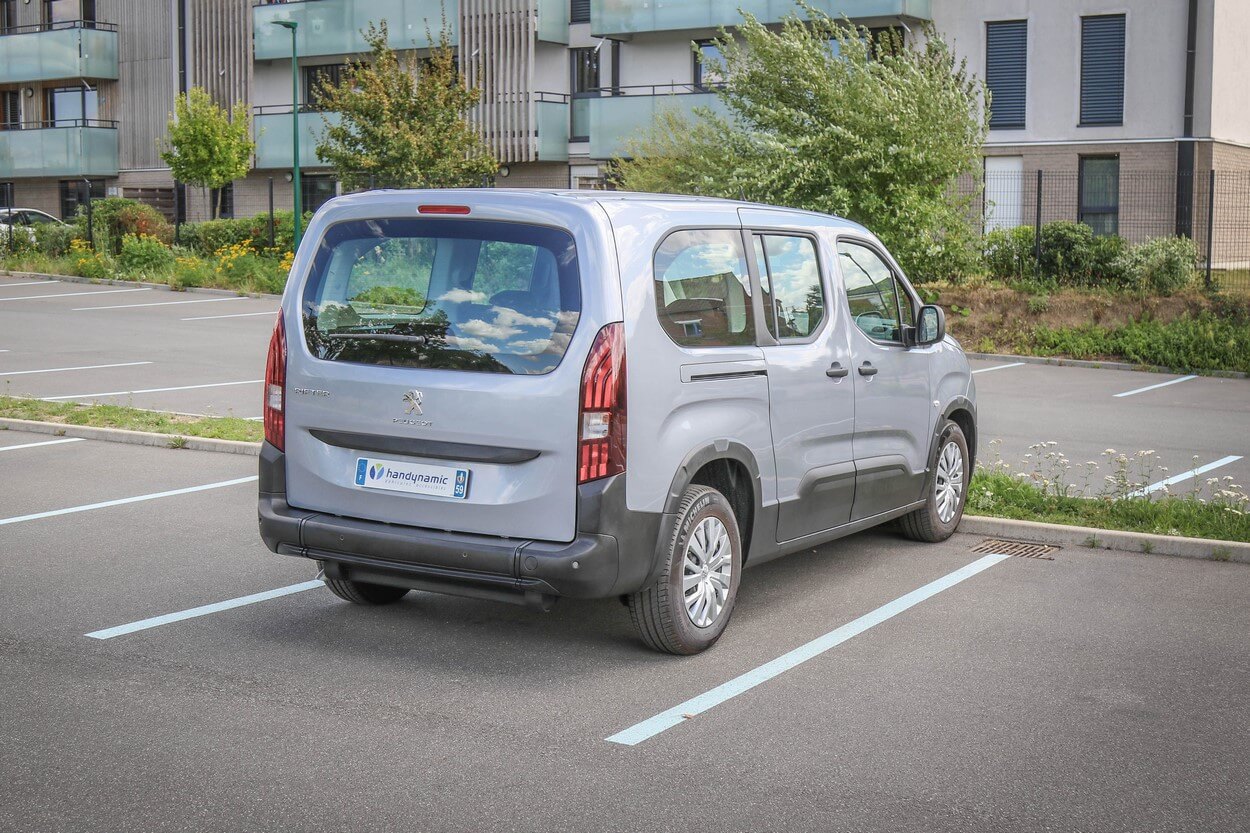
[258,190,976,654]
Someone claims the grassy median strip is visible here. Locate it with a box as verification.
[0,396,262,443]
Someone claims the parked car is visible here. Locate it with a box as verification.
[258,190,976,654]
[0,208,65,244]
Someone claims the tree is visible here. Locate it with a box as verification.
[160,87,255,220]
[315,21,497,191]
[617,4,988,280]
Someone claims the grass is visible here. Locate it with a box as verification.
[969,470,1250,544]
[0,396,262,443]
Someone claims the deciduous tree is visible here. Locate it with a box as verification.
[160,87,254,220]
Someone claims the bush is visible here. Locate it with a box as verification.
[1030,312,1250,373]
[1037,221,1100,285]
[178,210,304,258]
[118,233,175,276]
[984,223,1190,292]
[0,225,37,255]
[983,226,1035,282]
[1121,236,1198,296]
[34,222,79,256]
[68,238,112,279]
[73,198,173,255]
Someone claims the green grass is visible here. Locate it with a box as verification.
[969,470,1250,544]
[0,396,262,443]
[1024,313,1250,374]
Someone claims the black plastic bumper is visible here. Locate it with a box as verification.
[257,442,668,605]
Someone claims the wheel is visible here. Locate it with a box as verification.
[324,576,410,606]
[627,484,742,655]
[899,419,969,543]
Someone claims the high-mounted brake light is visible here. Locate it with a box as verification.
[578,323,626,484]
[264,314,287,451]
[418,204,471,215]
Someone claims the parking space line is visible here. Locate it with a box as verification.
[72,297,250,312]
[0,288,151,302]
[1113,375,1197,398]
[1128,455,1244,497]
[44,380,263,400]
[0,438,86,453]
[86,580,323,640]
[971,362,1025,375]
[182,310,278,321]
[0,361,152,377]
[0,280,60,288]
[605,553,1011,747]
[0,476,257,527]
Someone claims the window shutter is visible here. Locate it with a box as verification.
[571,0,590,24]
[986,20,1027,130]
[1081,15,1126,126]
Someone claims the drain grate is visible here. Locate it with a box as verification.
[972,538,1058,560]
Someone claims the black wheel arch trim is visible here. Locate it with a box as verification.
[933,397,977,473]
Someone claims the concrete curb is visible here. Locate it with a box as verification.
[961,514,1250,564]
[0,270,280,300]
[966,351,1249,379]
[0,417,261,457]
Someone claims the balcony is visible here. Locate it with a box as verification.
[587,85,728,159]
[253,0,457,61]
[0,22,119,85]
[0,121,119,178]
[253,107,341,170]
[590,0,931,37]
[535,93,569,161]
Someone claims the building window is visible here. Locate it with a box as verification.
[45,86,99,127]
[1,91,19,130]
[0,183,14,211]
[58,179,105,220]
[1080,14,1126,127]
[985,20,1026,130]
[1,0,16,33]
[302,174,337,215]
[570,0,590,24]
[569,47,599,142]
[43,0,94,27]
[694,40,724,89]
[303,65,343,111]
[1078,156,1119,236]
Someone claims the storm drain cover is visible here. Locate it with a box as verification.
[971,538,1058,560]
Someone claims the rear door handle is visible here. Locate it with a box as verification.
[858,362,878,377]
[826,362,849,378]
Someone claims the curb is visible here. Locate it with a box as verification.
[0,417,261,457]
[0,270,281,300]
[961,514,1250,564]
[966,351,1249,379]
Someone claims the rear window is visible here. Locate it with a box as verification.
[301,218,581,375]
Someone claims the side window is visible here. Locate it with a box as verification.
[838,241,911,343]
[756,234,824,340]
[654,229,755,347]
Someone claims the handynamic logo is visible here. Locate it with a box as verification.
[369,463,386,480]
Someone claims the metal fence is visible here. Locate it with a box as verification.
[960,169,1250,291]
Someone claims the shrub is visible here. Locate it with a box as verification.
[68,238,112,279]
[1038,221,1099,285]
[34,222,79,256]
[1030,312,1250,373]
[73,198,173,255]
[118,233,175,276]
[179,210,304,258]
[169,253,213,290]
[212,239,287,293]
[0,225,37,255]
[983,226,1035,282]
[1121,236,1198,296]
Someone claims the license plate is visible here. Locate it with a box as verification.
[354,457,470,499]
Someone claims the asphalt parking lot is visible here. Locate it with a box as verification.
[2,429,1249,832]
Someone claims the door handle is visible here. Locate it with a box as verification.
[858,362,878,377]
[826,362,849,378]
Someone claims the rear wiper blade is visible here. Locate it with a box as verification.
[326,332,428,345]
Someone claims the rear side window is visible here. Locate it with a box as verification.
[755,234,824,340]
[654,229,755,347]
[302,218,580,375]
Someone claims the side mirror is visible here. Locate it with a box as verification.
[915,305,945,346]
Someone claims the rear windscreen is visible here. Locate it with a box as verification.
[301,218,581,375]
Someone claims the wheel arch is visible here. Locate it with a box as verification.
[936,397,977,473]
[664,441,763,564]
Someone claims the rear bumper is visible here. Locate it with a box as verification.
[257,442,668,604]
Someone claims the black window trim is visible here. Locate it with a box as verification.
[744,228,830,347]
[833,234,920,348]
[1077,154,1120,236]
[985,18,1027,131]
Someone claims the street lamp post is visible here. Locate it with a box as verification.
[274,19,302,250]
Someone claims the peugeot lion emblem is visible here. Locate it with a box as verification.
[403,389,423,415]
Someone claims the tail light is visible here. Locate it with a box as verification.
[264,314,287,451]
[578,323,626,484]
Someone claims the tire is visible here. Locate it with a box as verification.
[324,576,410,606]
[627,485,742,655]
[899,419,969,543]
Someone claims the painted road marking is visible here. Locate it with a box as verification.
[86,580,324,640]
[0,361,152,377]
[971,362,1025,375]
[1128,455,1244,497]
[0,287,151,302]
[0,476,258,528]
[0,280,60,288]
[0,438,86,453]
[1113,375,1198,398]
[606,553,1011,747]
[73,296,251,311]
[182,310,278,321]
[44,380,263,400]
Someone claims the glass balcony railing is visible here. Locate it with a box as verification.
[536,0,569,43]
[535,94,569,161]
[253,108,341,170]
[0,122,119,178]
[590,0,931,37]
[0,22,119,85]
[587,86,728,159]
[253,0,458,60]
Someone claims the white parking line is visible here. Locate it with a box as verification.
[44,380,263,400]
[0,476,258,528]
[85,580,324,640]
[0,438,86,453]
[0,361,152,377]
[971,362,1025,375]
[606,553,1011,746]
[1113,375,1198,398]
[0,280,60,288]
[0,287,151,302]
[182,310,278,321]
[72,296,250,312]
[1128,455,1244,497]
